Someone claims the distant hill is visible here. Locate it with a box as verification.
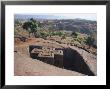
[14,16,97,36]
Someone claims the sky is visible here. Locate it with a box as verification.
[15,13,97,21]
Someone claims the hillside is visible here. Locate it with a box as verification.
[15,18,97,52]
[14,17,97,76]
[15,18,97,35]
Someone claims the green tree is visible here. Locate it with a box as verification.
[86,35,95,48]
[22,18,38,37]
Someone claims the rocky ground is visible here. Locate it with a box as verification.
[14,52,84,76]
[14,38,96,76]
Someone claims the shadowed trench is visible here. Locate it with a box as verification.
[63,48,94,76]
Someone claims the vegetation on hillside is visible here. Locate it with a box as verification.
[14,18,97,55]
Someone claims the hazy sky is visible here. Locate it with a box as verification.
[53,13,96,21]
[15,13,96,21]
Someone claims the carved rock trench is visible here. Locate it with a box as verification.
[29,45,95,76]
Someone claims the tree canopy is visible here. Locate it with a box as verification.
[22,18,38,37]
